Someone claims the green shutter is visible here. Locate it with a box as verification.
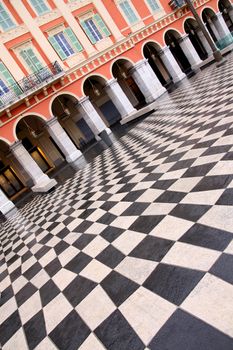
[0,62,21,95]
[80,20,97,44]
[64,28,83,52]
[20,49,43,73]
[93,14,111,37]
[27,48,43,71]
[48,36,67,60]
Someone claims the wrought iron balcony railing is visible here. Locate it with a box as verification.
[0,61,64,111]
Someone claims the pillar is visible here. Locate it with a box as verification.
[179,34,202,70]
[213,12,231,39]
[104,78,136,119]
[0,189,15,215]
[159,46,186,83]
[46,117,82,163]
[76,97,112,146]
[227,5,233,23]
[207,18,221,41]
[10,141,57,193]
[129,59,166,103]
[196,29,213,56]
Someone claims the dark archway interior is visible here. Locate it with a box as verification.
[184,19,208,60]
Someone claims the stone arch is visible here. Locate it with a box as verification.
[183,17,209,60]
[111,58,146,109]
[142,40,173,90]
[164,29,192,75]
[218,0,233,32]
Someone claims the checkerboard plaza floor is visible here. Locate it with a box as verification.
[1,56,233,350]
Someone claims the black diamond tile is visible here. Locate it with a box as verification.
[210,253,233,284]
[64,252,92,274]
[202,145,231,156]
[129,215,165,234]
[216,188,233,205]
[121,202,149,216]
[63,275,97,307]
[0,285,14,305]
[129,236,174,261]
[96,245,125,268]
[73,220,93,233]
[49,310,90,350]
[73,234,96,250]
[179,223,233,251]
[182,163,215,177]
[54,241,69,255]
[170,204,211,222]
[34,246,50,260]
[144,263,204,305]
[169,158,195,171]
[24,310,46,350]
[149,309,233,350]
[0,310,22,346]
[192,175,233,192]
[57,227,71,239]
[95,310,144,350]
[155,191,186,203]
[151,179,176,190]
[97,212,117,225]
[23,262,42,280]
[44,257,62,277]
[15,282,37,307]
[101,271,138,306]
[222,151,233,160]
[100,226,124,242]
[39,280,60,307]
[121,190,145,202]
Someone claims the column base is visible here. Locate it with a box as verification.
[173,72,186,84]
[66,150,82,163]
[99,130,113,147]
[145,86,167,103]
[32,176,57,193]
[0,200,15,215]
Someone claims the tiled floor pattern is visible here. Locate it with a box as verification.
[1,55,233,349]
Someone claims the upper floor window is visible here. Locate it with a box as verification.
[0,3,15,31]
[48,28,83,60]
[146,0,160,12]
[118,1,138,24]
[80,14,111,44]
[0,62,21,98]
[29,0,50,16]
[19,48,44,73]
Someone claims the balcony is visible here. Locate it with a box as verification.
[0,62,64,112]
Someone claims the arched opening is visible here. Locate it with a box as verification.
[16,115,64,172]
[143,42,173,89]
[83,75,121,127]
[0,140,25,200]
[218,0,233,32]
[202,8,219,42]
[51,94,96,151]
[112,59,146,109]
[164,30,192,76]
[184,18,208,60]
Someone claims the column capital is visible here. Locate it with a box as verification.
[129,58,148,73]
[104,78,118,88]
[10,140,22,152]
[178,34,189,43]
[46,116,59,127]
[78,96,90,105]
[159,45,170,55]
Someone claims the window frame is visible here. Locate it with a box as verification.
[79,11,111,44]
[83,18,103,42]
[28,0,51,16]
[53,32,75,58]
[116,0,140,26]
[0,2,16,32]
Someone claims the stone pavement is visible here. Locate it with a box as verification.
[1,54,233,349]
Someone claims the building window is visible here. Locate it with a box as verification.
[0,3,15,31]
[29,0,50,16]
[48,28,83,60]
[19,48,44,73]
[80,14,111,44]
[0,62,20,97]
[118,1,138,24]
[146,0,160,12]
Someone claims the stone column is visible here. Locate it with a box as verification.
[179,34,202,69]
[207,18,221,41]
[213,12,231,39]
[46,117,82,163]
[129,59,166,104]
[159,46,186,83]
[196,29,213,56]
[10,141,57,193]
[104,78,136,119]
[76,97,112,146]
[0,189,15,215]
[227,6,233,23]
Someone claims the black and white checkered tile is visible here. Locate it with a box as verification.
[1,55,233,350]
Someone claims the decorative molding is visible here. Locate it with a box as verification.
[68,0,92,12]
[0,24,28,44]
[34,9,61,26]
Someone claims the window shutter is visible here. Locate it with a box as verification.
[27,48,43,71]
[93,14,111,37]
[147,0,159,11]
[48,36,67,60]
[0,62,21,95]
[64,28,83,52]
[80,20,97,44]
